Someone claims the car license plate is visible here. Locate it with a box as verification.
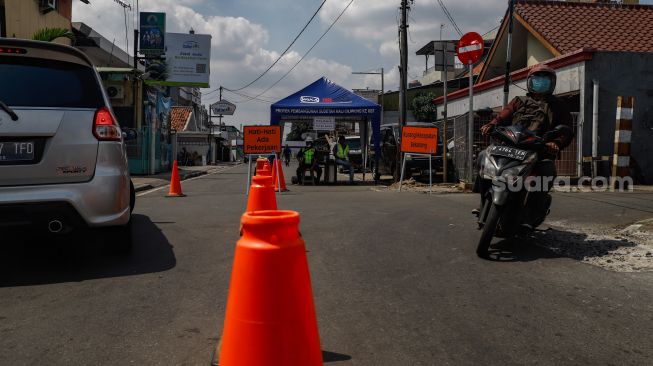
[0,141,35,162]
[489,145,528,160]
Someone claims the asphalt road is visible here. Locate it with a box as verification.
[1,163,652,365]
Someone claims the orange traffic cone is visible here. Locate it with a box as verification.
[219,210,323,366]
[255,157,267,172]
[255,157,272,176]
[246,175,277,212]
[271,159,289,192]
[165,160,186,197]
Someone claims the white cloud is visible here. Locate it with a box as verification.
[73,0,355,125]
[72,0,508,125]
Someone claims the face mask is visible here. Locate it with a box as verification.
[530,75,552,93]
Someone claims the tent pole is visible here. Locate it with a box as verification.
[363,118,368,182]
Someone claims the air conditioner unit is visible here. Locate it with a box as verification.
[106,85,124,100]
[39,0,57,14]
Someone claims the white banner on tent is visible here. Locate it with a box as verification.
[313,116,335,131]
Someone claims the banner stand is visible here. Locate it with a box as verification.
[242,125,282,196]
[398,153,433,194]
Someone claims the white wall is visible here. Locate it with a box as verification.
[436,62,585,119]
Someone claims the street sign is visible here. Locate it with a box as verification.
[243,126,281,155]
[400,127,439,155]
[211,100,236,116]
[456,32,484,65]
[313,117,335,131]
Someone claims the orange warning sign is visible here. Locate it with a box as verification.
[243,126,282,155]
[401,126,439,155]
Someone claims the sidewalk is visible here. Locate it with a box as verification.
[131,162,241,192]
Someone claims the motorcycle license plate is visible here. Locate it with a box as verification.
[489,146,528,160]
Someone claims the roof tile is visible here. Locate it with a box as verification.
[516,1,653,54]
[170,107,192,131]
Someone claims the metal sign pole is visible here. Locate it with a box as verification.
[276,153,282,194]
[398,153,407,192]
[468,63,475,182]
[429,154,433,194]
[246,154,252,195]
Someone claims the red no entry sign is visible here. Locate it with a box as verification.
[456,32,484,65]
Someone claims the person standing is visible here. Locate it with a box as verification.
[283,144,292,167]
[333,136,354,184]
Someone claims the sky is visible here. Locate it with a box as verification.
[72,0,653,127]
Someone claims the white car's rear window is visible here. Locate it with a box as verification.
[0,57,103,108]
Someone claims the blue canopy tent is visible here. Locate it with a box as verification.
[270,77,382,179]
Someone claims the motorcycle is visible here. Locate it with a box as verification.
[475,124,569,258]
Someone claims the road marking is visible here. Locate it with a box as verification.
[136,165,241,197]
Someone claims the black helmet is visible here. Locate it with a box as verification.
[526,64,556,95]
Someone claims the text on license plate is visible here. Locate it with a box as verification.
[0,141,35,161]
[490,146,528,160]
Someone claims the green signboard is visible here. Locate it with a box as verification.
[139,12,166,57]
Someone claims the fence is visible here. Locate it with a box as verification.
[450,111,493,182]
[449,110,580,183]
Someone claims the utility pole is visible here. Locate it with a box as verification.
[399,0,409,128]
[219,86,223,130]
[397,0,411,181]
[503,0,515,107]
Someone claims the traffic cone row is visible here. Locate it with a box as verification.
[215,159,322,365]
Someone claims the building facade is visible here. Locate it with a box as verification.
[1,0,78,45]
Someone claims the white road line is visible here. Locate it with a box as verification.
[136,165,240,197]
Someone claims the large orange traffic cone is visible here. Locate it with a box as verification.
[165,160,186,197]
[271,159,289,192]
[246,175,277,212]
[219,210,323,366]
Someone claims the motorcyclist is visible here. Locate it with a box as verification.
[474,64,574,226]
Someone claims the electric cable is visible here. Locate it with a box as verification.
[203,0,328,96]
[235,0,355,103]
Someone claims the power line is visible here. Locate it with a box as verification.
[436,0,462,36]
[236,0,355,103]
[206,88,275,105]
[482,24,500,37]
[204,0,328,96]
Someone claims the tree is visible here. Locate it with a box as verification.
[32,27,75,43]
[411,92,438,122]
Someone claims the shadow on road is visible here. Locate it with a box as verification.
[322,350,352,362]
[528,228,639,260]
[0,214,176,287]
[485,237,564,262]
[484,227,639,262]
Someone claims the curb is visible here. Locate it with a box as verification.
[133,170,209,193]
[134,184,154,192]
[180,170,208,180]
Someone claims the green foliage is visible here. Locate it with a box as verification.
[411,92,438,122]
[32,27,75,42]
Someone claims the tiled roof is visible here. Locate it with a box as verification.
[170,107,192,131]
[516,1,653,54]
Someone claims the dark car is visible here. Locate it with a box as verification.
[370,122,452,181]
